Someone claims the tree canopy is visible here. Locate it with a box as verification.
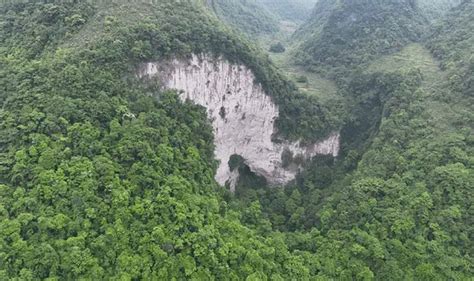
[0,0,473,279]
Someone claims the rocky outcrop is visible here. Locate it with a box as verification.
[138,54,339,189]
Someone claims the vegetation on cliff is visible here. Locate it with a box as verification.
[293,0,428,78]
[0,1,335,279]
[0,0,472,279]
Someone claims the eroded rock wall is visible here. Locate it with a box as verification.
[138,54,339,189]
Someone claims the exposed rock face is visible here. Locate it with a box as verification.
[138,54,339,189]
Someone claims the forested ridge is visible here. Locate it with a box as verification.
[0,1,334,279]
[256,0,318,22]
[1,0,473,280]
[231,0,473,279]
[206,0,279,36]
[293,0,428,78]
[417,0,463,21]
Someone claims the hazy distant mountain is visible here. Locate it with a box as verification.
[257,0,319,22]
[293,0,427,73]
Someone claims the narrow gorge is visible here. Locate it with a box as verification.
[138,54,340,188]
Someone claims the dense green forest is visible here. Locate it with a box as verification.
[1,0,473,280]
[417,0,463,21]
[256,0,318,22]
[293,0,428,78]
[233,0,473,279]
[0,1,336,279]
[206,0,279,36]
[295,0,426,78]
[292,0,467,79]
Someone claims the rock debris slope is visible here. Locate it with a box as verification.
[138,54,339,188]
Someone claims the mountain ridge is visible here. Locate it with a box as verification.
[292,0,428,77]
[0,0,472,279]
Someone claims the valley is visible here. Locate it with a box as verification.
[0,0,472,279]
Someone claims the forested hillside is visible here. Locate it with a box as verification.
[206,0,279,36]
[427,0,473,97]
[257,0,318,22]
[0,0,472,280]
[417,0,463,21]
[293,0,427,78]
[232,0,473,279]
[0,1,335,279]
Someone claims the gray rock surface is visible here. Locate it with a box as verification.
[138,54,339,189]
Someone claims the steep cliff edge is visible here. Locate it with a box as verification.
[138,54,339,188]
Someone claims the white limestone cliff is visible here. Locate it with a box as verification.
[137,54,340,189]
